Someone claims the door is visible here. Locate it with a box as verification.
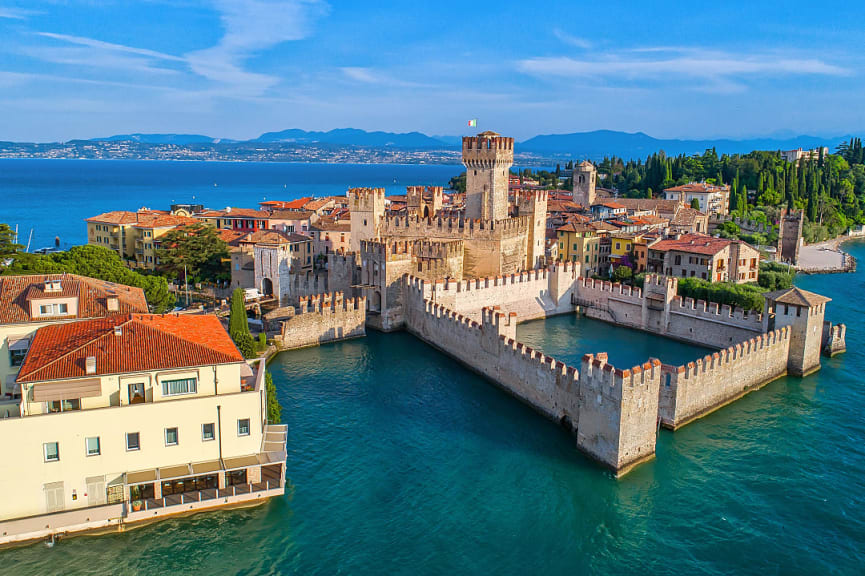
[44,481,65,513]
[128,382,145,404]
[86,475,106,506]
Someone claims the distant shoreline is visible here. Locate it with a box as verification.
[797,236,860,274]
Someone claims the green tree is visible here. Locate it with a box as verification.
[449,172,467,193]
[155,223,229,283]
[0,224,23,262]
[229,288,256,358]
[265,371,282,424]
[3,244,174,313]
[690,198,701,210]
[612,265,632,283]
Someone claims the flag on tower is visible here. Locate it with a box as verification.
[467,119,477,127]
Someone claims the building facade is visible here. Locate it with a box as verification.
[0,313,285,545]
[664,183,731,216]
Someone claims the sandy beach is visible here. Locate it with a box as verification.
[797,236,857,274]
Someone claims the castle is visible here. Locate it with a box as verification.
[273,131,845,477]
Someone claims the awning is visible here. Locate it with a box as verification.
[7,337,30,352]
[159,464,191,480]
[240,363,254,378]
[223,455,260,471]
[126,469,158,485]
[32,378,101,402]
[191,460,222,475]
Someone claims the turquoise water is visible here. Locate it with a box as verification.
[4,245,864,575]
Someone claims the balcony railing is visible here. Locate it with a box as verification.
[140,481,279,511]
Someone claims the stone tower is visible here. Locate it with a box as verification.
[777,209,804,265]
[349,188,385,252]
[763,287,830,376]
[406,186,444,219]
[462,131,514,221]
[517,190,548,269]
[573,160,597,208]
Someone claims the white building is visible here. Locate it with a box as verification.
[0,312,286,545]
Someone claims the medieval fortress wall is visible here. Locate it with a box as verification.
[272,292,366,350]
[268,131,845,476]
[403,276,661,475]
[659,327,791,429]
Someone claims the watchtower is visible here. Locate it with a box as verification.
[763,286,830,376]
[517,190,548,269]
[462,131,514,221]
[777,209,804,265]
[573,160,597,208]
[349,188,385,252]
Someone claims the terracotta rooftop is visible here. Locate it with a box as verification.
[86,210,192,229]
[557,222,596,234]
[764,287,831,307]
[0,274,148,325]
[303,198,336,212]
[664,182,730,194]
[649,233,733,255]
[217,229,248,247]
[613,198,682,214]
[311,218,351,232]
[17,314,243,383]
[239,230,311,245]
[268,210,315,220]
[671,207,706,226]
[260,198,312,210]
[593,201,626,210]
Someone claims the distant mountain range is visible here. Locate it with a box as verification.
[74,128,858,160]
[518,130,853,159]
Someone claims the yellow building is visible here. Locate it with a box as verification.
[556,223,600,276]
[0,312,285,545]
[86,210,198,270]
[609,232,641,270]
[0,274,149,416]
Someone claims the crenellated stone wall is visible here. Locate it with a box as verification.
[822,321,847,357]
[273,292,366,350]
[403,276,662,476]
[658,327,791,429]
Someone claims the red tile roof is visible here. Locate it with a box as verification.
[239,229,311,245]
[664,182,730,193]
[649,233,733,255]
[17,314,243,383]
[0,274,148,325]
[260,198,312,210]
[217,229,248,247]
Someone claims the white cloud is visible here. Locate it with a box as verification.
[185,0,329,96]
[553,29,592,50]
[0,7,36,20]
[36,32,184,62]
[517,48,852,90]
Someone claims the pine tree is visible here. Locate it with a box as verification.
[229,288,255,358]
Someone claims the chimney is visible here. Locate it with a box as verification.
[85,356,96,375]
[107,296,119,311]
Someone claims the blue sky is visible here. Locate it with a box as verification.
[0,0,863,142]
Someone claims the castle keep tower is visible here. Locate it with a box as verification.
[763,287,830,376]
[349,188,386,252]
[573,160,597,207]
[462,131,514,221]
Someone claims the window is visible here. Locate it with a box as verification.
[237,418,250,436]
[44,442,60,462]
[126,432,140,451]
[128,382,145,404]
[47,399,80,413]
[161,377,197,397]
[38,303,68,316]
[86,436,101,456]
[9,347,27,366]
[165,427,179,446]
[202,423,215,442]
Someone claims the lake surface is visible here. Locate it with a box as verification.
[0,160,467,250]
[3,243,864,574]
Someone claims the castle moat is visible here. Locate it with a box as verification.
[3,244,864,574]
